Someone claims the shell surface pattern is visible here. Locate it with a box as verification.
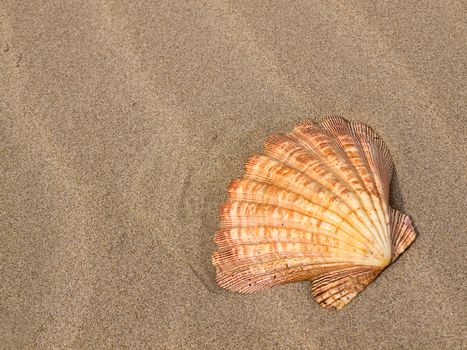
[212,116,416,309]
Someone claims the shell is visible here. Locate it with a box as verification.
[212,116,416,310]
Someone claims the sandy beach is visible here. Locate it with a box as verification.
[1,1,465,348]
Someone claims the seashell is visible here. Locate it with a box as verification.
[212,116,416,310]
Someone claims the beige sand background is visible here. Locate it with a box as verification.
[1,1,466,349]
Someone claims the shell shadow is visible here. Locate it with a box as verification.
[389,169,406,212]
[388,167,419,253]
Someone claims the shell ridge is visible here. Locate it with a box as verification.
[219,201,382,258]
[303,121,389,255]
[318,117,392,261]
[217,260,352,277]
[214,245,376,270]
[287,126,386,240]
[288,124,389,258]
[312,268,365,292]
[301,120,389,253]
[389,208,416,262]
[262,137,385,253]
[243,154,376,241]
[216,239,370,258]
[215,225,377,259]
[227,178,384,253]
[346,121,393,246]
[215,261,359,293]
[311,266,381,309]
[319,118,387,217]
[349,122,394,199]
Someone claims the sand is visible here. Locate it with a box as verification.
[1,1,465,349]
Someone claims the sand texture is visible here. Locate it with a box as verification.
[1,1,466,349]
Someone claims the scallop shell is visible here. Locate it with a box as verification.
[212,116,416,310]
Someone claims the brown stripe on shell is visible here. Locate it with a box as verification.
[262,135,386,254]
[226,178,382,257]
[242,154,382,252]
[290,121,389,260]
[317,117,392,259]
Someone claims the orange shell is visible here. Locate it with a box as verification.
[212,116,416,309]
